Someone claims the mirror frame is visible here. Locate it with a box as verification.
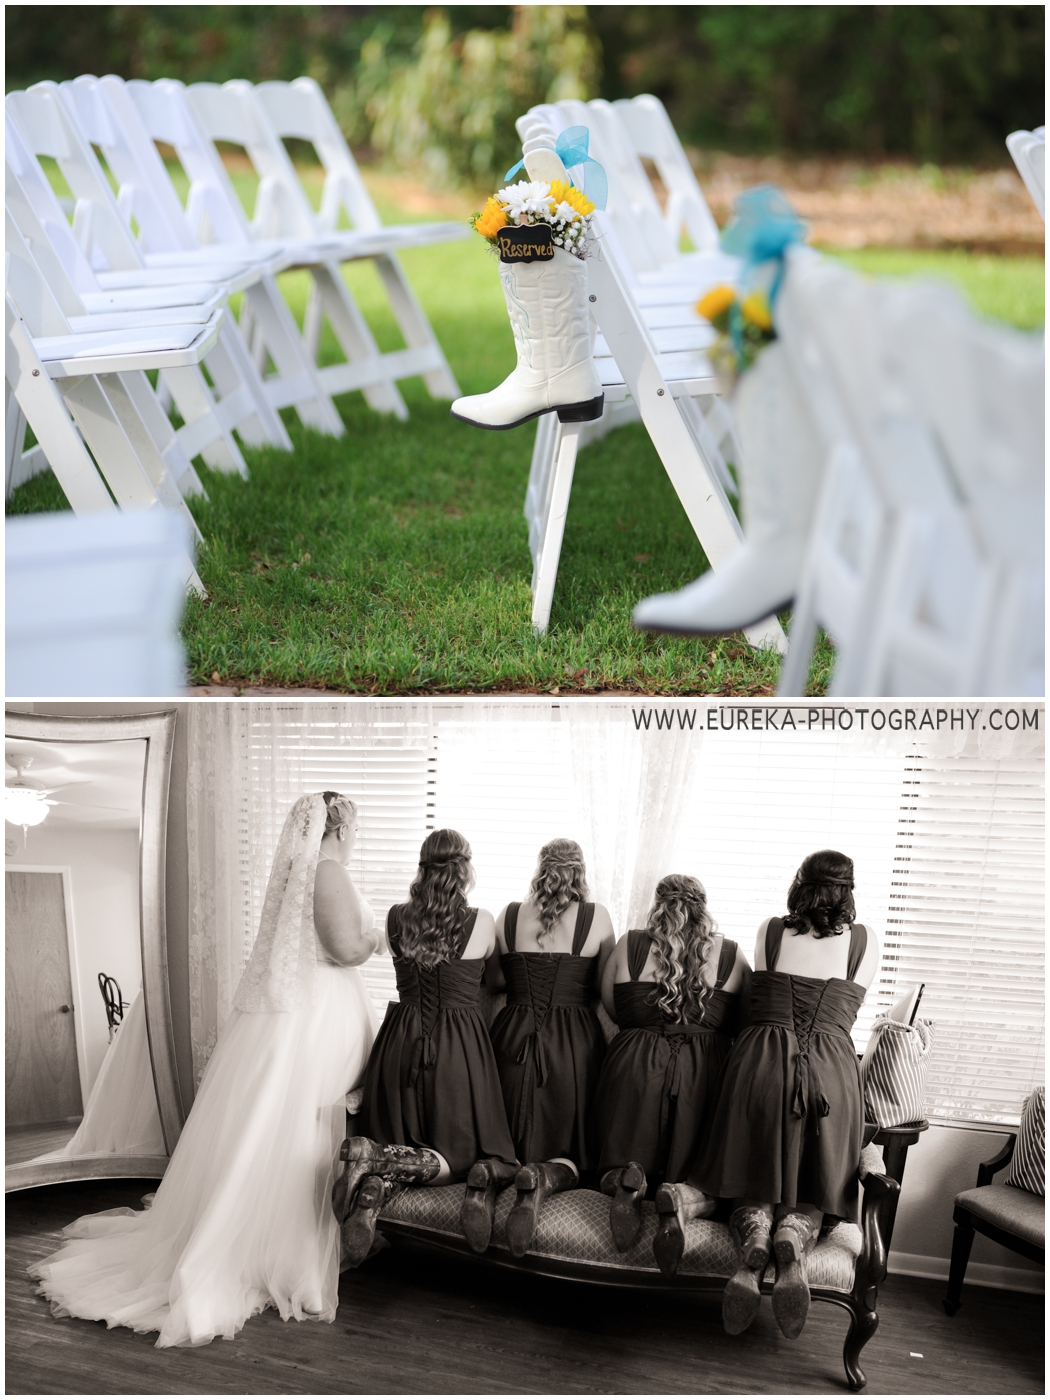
[5,709,182,1192]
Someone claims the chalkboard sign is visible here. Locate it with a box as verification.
[497,225,555,263]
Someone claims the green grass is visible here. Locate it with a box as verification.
[8,172,1043,694]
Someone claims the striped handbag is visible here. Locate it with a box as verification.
[860,1016,933,1128]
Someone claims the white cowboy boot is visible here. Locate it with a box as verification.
[451,248,604,430]
[632,341,825,635]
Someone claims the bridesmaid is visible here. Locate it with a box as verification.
[470,840,614,1257]
[336,829,517,1265]
[692,850,879,1340]
[594,875,748,1274]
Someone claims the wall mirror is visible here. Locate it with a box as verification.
[5,710,181,1192]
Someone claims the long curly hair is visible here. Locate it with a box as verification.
[783,849,856,938]
[527,839,589,945]
[398,829,475,968]
[321,790,357,836]
[644,875,717,1023]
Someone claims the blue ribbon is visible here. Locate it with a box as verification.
[718,184,806,361]
[503,125,608,210]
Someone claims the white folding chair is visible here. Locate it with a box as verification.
[6,508,190,697]
[76,74,346,437]
[612,94,722,257]
[6,86,264,477]
[512,110,783,647]
[1006,127,1045,219]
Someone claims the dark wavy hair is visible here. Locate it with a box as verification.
[644,875,717,1023]
[528,839,589,945]
[784,850,856,938]
[398,829,474,968]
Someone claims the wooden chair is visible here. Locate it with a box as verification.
[943,1134,1045,1316]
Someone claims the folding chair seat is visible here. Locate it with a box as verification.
[5,87,276,474]
[510,108,784,651]
[6,220,215,594]
[1006,128,1045,219]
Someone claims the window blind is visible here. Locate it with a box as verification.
[876,755,1045,1126]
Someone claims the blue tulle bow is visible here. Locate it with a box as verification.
[719,184,807,361]
[503,125,608,210]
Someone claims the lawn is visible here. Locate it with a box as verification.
[8,172,1044,696]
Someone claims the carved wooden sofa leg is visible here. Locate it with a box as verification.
[839,1170,899,1391]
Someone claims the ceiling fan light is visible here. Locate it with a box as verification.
[5,787,50,828]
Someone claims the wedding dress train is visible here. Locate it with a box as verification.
[31,942,378,1347]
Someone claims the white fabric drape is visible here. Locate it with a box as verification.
[565,706,704,933]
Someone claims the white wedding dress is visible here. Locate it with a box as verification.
[31,898,379,1348]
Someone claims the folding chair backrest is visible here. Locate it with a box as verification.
[6,83,144,275]
[1006,128,1045,219]
[6,156,93,319]
[5,204,78,336]
[250,77,383,234]
[186,80,318,242]
[60,75,196,256]
[612,94,721,254]
[126,78,256,248]
[5,113,107,296]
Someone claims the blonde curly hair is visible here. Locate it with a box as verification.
[527,839,589,946]
[644,875,717,1022]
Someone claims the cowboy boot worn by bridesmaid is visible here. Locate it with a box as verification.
[460,1158,520,1253]
[600,1162,648,1252]
[771,1210,820,1339]
[722,1205,775,1334]
[652,1180,718,1276]
[505,1159,579,1257]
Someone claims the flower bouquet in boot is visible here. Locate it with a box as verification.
[633,186,822,638]
[451,167,604,431]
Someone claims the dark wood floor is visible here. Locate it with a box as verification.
[7,1121,81,1167]
[7,1180,1044,1396]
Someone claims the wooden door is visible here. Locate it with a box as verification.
[5,871,83,1127]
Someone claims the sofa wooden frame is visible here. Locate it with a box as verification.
[378,1168,899,1393]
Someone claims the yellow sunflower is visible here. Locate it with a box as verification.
[473,197,508,240]
[696,285,736,323]
[548,180,595,218]
[741,290,773,331]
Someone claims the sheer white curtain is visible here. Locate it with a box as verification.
[565,707,704,934]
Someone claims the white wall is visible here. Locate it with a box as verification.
[7,824,141,1094]
[887,1122,1043,1291]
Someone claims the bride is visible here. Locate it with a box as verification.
[30,791,380,1348]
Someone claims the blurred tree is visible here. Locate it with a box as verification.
[592,5,1045,162]
[6,5,1042,166]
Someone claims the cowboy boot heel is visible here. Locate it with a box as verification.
[341,1175,391,1269]
[722,1206,774,1335]
[460,1158,518,1254]
[505,1161,577,1259]
[652,1182,716,1278]
[771,1213,817,1340]
[602,1162,647,1253]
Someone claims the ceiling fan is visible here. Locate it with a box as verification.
[5,753,133,841]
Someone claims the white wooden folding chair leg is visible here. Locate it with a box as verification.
[205,320,293,451]
[115,371,207,499]
[158,364,247,476]
[530,421,584,634]
[372,253,461,399]
[525,413,559,561]
[7,299,118,515]
[242,276,346,435]
[4,393,49,496]
[307,262,408,419]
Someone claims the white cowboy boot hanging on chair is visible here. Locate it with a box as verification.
[633,187,816,636]
[451,131,606,431]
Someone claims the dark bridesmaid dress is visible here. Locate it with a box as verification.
[361,905,517,1178]
[595,932,740,1184]
[693,918,868,1218]
[489,902,606,1167]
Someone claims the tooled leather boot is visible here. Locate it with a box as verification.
[460,1157,520,1254]
[771,1211,819,1339]
[722,1205,775,1334]
[333,1137,440,1222]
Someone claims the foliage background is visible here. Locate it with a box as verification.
[7,5,1044,184]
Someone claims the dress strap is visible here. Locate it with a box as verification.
[455,908,479,959]
[386,904,402,958]
[765,917,786,972]
[626,929,650,981]
[504,903,520,953]
[571,902,595,956]
[846,922,867,980]
[715,937,737,989]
